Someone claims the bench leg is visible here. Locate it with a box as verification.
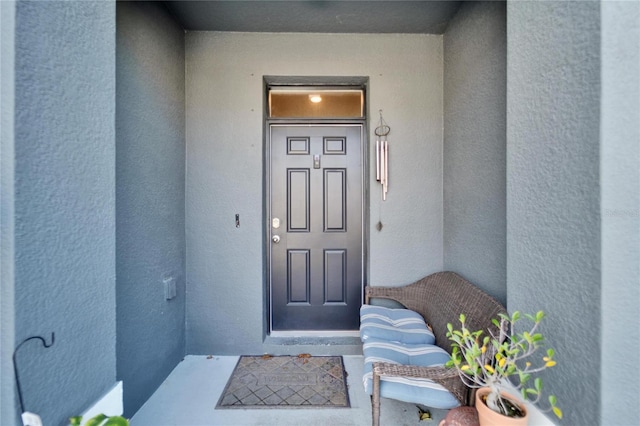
[372,371,381,426]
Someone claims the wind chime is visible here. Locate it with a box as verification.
[375,110,391,200]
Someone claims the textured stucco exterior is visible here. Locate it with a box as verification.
[186,32,444,354]
[2,2,639,424]
[507,2,601,424]
[443,1,506,305]
[1,1,16,424]
[116,2,186,417]
[11,2,117,425]
[600,1,640,425]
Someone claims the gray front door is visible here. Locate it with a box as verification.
[270,124,363,331]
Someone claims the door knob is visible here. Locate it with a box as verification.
[272,235,281,243]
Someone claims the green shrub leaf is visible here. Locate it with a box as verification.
[85,414,108,426]
[103,417,129,426]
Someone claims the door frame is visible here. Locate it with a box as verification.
[263,76,369,337]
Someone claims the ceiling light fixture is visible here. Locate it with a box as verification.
[309,94,322,103]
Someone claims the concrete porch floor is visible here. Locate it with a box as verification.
[130,355,450,426]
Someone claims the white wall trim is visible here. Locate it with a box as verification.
[80,381,123,424]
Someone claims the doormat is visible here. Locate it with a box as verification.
[216,355,350,409]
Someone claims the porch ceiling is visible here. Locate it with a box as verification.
[163,0,463,34]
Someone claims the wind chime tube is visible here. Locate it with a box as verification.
[381,141,386,200]
[374,109,390,201]
[385,143,388,195]
[380,144,383,190]
[380,144,384,181]
[383,141,388,200]
[376,139,380,181]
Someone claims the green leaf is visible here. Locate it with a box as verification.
[534,377,543,392]
[459,313,466,323]
[85,414,108,426]
[511,311,521,322]
[536,311,545,322]
[69,417,83,426]
[103,416,129,426]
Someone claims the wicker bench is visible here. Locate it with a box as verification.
[360,271,507,426]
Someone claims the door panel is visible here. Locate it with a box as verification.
[288,169,310,231]
[270,125,363,331]
[324,169,346,231]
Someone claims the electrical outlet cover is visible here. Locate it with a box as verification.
[163,276,177,300]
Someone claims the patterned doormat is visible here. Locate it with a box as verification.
[216,355,350,409]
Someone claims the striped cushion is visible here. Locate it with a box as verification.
[360,305,435,344]
[362,339,460,409]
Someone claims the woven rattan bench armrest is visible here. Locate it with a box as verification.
[364,285,382,302]
[372,362,457,380]
[364,285,407,305]
[372,362,469,405]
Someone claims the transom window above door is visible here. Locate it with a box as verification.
[268,89,364,118]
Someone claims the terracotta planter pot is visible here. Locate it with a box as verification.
[475,387,528,426]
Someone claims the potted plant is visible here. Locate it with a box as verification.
[445,311,562,425]
[69,414,128,426]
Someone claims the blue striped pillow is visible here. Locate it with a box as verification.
[360,305,435,344]
[362,339,460,409]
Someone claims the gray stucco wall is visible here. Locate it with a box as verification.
[600,1,640,424]
[443,1,506,305]
[507,2,601,424]
[186,32,444,354]
[1,1,16,424]
[116,2,186,417]
[12,2,117,425]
